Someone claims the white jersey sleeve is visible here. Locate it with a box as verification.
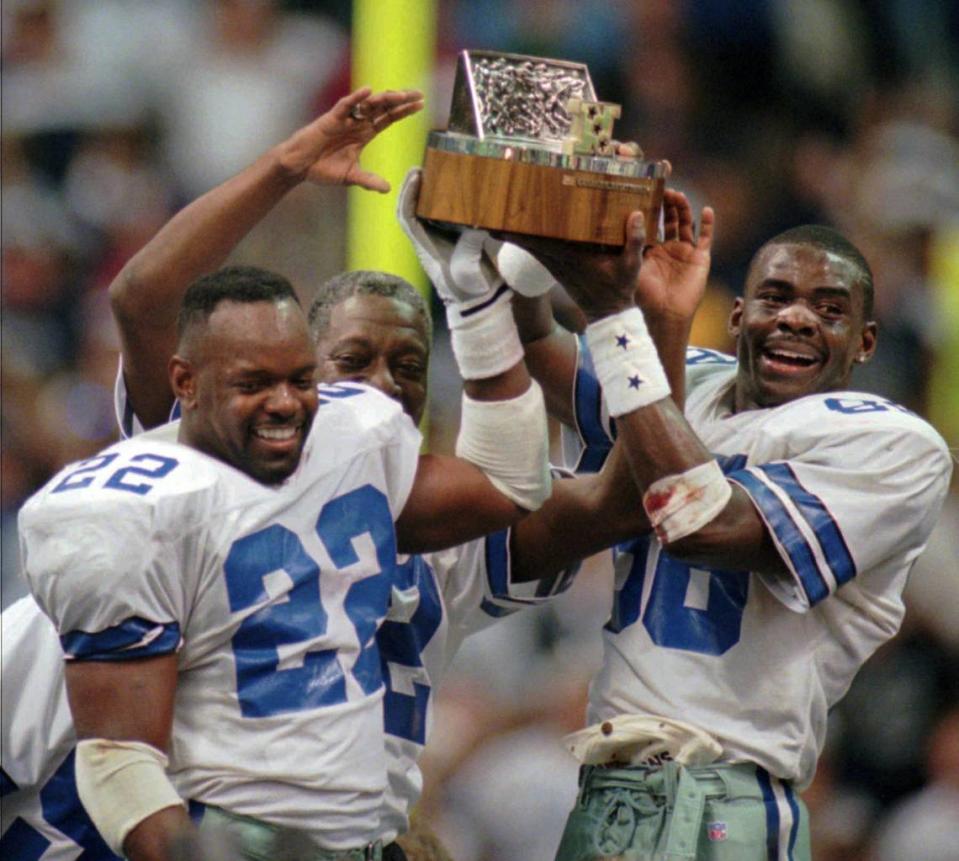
[18,438,213,660]
[313,382,420,519]
[719,395,953,613]
[1,598,119,858]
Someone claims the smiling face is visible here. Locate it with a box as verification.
[315,293,430,424]
[729,242,877,411]
[173,298,318,484]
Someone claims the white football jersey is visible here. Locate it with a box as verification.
[112,368,576,842]
[19,384,421,849]
[565,341,952,788]
[378,488,577,840]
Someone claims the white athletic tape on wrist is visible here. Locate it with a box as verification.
[584,307,670,416]
[455,381,551,510]
[447,285,524,380]
[75,738,186,855]
[643,460,732,544]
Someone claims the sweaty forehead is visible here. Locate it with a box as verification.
[326,294,429,350]
[194,299,312,361]
[210,298,308,338]
[749,243,862,293]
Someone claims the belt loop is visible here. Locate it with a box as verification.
[577,764,593,808]
[663,766,706,859]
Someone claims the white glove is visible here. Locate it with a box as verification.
[486,238,557,298]
[397,168,502,306]
[396,167,522,380]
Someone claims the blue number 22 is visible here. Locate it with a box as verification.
[224,484,396,718]
[52,452,179,495]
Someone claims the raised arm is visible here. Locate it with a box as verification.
[507,188,713,425]
[394,171,552,553]
[516,210,785,577]
[109,87,423,429]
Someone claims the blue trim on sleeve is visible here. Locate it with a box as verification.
[728,469,829,605]
[756,768,781,861]
[484,529,511,598]
[0,765,18,797]
[575,443,612,474]
[0,817,51,860]
[758,463,856,587]
[61,618,181,661]
[715,453,747,474]
[480,597,518,618]
[685,347,737,366]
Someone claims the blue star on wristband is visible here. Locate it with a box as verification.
[628,375,642,389]
[615,334,630,349]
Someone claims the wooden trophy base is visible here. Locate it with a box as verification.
[416,143,665,246]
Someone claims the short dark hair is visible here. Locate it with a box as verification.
[307,270,432,348]
[176,265,301,341]
[757,225,874,320]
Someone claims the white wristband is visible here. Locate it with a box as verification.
[643,460,732,544]
[455,381,551,510]
[76,738,186,855]
[447,285,524,380]
[584,307,670,416]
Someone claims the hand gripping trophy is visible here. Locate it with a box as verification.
[416,50,667,246]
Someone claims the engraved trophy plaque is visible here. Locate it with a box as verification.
[416,50,666,246]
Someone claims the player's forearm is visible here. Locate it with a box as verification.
[647,314,693,409]
[122,805,195,861]
[614,402,785,573]
[509,464,650,582]
[396,455,528,553]
[617,397,716,488]
[461,360,532,401]
[512,295,579,425]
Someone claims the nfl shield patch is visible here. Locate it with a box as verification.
[706,821,728,842]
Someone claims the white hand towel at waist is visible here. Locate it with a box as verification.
[564,715,722,768]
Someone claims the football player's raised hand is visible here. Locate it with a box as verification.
[635,189,714,325]
[282,86,424,193]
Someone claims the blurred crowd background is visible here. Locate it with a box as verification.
[2,1,957,859]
